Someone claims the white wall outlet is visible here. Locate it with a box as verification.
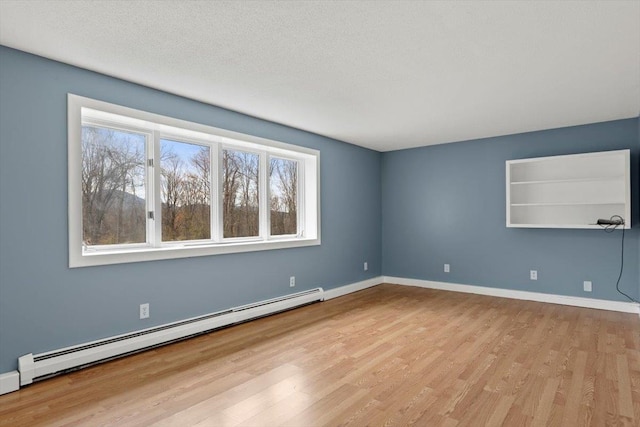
[530,270,538,281]
[364,261,368,271]
[290,276,295,287]
[444,264,450,273]
[583,281,592,292]
[140,303,149,319]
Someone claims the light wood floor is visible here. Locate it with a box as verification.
[1,284,639,426]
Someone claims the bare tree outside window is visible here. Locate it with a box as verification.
[81,126,146,245]
[160,139,211,241]
[270,158,297,235]
[223,149,259,238]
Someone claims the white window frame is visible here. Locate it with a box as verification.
[68,94,320,268]
[158,135,216,245]
[267,154,302,239]
[219,145,264,243]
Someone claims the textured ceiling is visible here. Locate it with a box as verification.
[0,1,638,151]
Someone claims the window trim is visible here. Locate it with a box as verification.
[68,94,320,268]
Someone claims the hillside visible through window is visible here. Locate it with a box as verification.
[81,126,146,245]
[160,139,211,241]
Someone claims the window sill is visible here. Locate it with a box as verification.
[71,237,320,268]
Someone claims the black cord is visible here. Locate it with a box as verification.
[600,215,638,303]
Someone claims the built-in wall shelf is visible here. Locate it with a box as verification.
[510,176,624,186]
[506,150,630,229]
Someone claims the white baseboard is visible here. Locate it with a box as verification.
[383,276,640,315]
[1,281,379,396]
[323,276,384,300]
[18,288,325,388]
[2,274,632,397]
[0,371,20,395]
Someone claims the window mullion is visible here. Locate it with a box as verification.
[217,144,225,241]
[259,151,268,240]
[152,130,162,247]
[266,154,272,240]
[210,142,219,242]
[297,159,304,237]
[144,132,154,247]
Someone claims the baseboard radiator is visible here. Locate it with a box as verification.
[18,287,324,386]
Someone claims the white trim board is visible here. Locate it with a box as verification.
[0,371,20,395]
[384,276,640,315]
[323,276,384,300]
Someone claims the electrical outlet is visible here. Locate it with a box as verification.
[530,270,538,281]
[140,303,149,319]
[290,276,295,287]
[364,261,368,271]
[444,264,450,273]
[583,281,592,292]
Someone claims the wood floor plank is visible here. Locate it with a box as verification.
[616,353,635,419]
[560,349,587,425]
[485,395,516,426]
[531,377,560,426]
[0,284,638,426]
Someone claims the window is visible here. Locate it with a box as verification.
[270,157,298,236]
[160,139,211,242]
[68,94,320,267]
[81,125,147,246]
[223,149,260,238]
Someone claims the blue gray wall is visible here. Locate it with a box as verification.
[382,119,640,302]
[1,45,638,377]
[0,47,382,373]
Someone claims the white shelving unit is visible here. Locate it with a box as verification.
[506,149,630,229]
